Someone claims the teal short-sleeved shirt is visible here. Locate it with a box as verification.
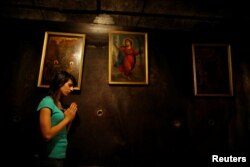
[36,96,68,159]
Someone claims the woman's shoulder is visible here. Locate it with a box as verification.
[40,96,53,103]
[37,96,54,111]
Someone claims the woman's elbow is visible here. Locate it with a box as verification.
[41,133,53,141]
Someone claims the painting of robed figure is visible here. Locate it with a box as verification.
[109,31,148,85]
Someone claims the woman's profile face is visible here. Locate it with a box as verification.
[60,79,74,96]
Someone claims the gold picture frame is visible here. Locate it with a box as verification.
[37,31,86,90]
[192,44,233,96]
[109,31,148,85]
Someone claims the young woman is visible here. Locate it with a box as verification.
[35,70,78,167]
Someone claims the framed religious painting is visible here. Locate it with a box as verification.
[192,44,233,96]
[109,31,148,85]
[37,31,86,90]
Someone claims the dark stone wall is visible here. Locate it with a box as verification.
[2,19,249,167]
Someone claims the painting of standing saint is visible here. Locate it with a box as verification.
[109,31,148,85]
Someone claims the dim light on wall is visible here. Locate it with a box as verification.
[93,14,115,25]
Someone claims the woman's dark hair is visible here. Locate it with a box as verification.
[48,71,77,96]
